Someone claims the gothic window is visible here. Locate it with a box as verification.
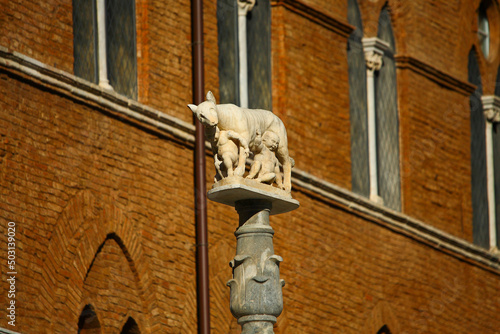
[377,325,392,334]
[120,317,141,334]
[72,0,137,99]
[468,48,489,248]
[217,0,272,110]
[348,0,369,197]
[375,6,401,211]
[78,304,102,334]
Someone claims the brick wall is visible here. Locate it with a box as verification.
[0,73,198,332]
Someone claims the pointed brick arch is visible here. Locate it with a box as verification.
[364,301,400,334]
[36,189,156,333]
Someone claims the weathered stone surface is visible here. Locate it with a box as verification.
[208,177,299,215]
[189,91,293,193]
[209,182,297,333]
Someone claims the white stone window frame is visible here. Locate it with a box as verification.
[482,95,500,250]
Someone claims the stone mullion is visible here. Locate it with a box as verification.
[482,95,500,250]
[362,37,389,205]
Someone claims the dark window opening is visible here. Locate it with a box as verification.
[468,48,489,248]
[78,304,102,334]
[106,0,138,99]
[348,0,369,197]
[377,324,392,334]
[375,6,401,211]
[73,0,98,83]
[120,317,141,334]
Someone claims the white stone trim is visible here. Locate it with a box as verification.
[0,47,499,272]
[0,46,195,144]
[0,327,21,334]
[485,121,497,249]
[362,37,390,205]
[237,0,255,108]
[291,169,500,272]
[96,0,112,90]
[362,37,390,60]
[482,95,500,122]
[482,95,500,249]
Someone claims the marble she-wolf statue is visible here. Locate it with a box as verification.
[188,91,293,193]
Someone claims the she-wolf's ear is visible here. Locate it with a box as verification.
[187,104,197,113]
[206,91,216,104]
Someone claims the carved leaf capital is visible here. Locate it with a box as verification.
[365,51,383,71]
[482,95,500,123]
[238,0,256,15]
[484,108,500,123]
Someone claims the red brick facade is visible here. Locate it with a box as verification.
[0,0,499,333]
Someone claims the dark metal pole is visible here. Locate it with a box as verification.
[191,0,210,332]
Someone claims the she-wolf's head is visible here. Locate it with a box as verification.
[187,91,219,127]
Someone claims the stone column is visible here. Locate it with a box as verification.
[482,95,500,249]
[208,179,299,333]
[362,37,389,205]
[237,0,255,108]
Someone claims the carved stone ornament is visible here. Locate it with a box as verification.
[482,95,500,123]
[188,91,294,195]
[484,108,500,123]
[238,0,256,15]
[365,51,383,71]
[362,37,389,72]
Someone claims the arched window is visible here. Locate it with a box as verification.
[217,0,272,110]
[78,304,102,334]
[468,48,489,248]
[375,6,401,211]
[73,0,137,99]
[348,0,369,197]
[478,2,490,58]
[377,324,392,334]
[120,317,141,334]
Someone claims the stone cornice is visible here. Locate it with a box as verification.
[292,170,500,275]
[0,328,20,334]
[271,0,353,38]
[395,55,476,96]
[0,46,196,145]
[0,48,499,275]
